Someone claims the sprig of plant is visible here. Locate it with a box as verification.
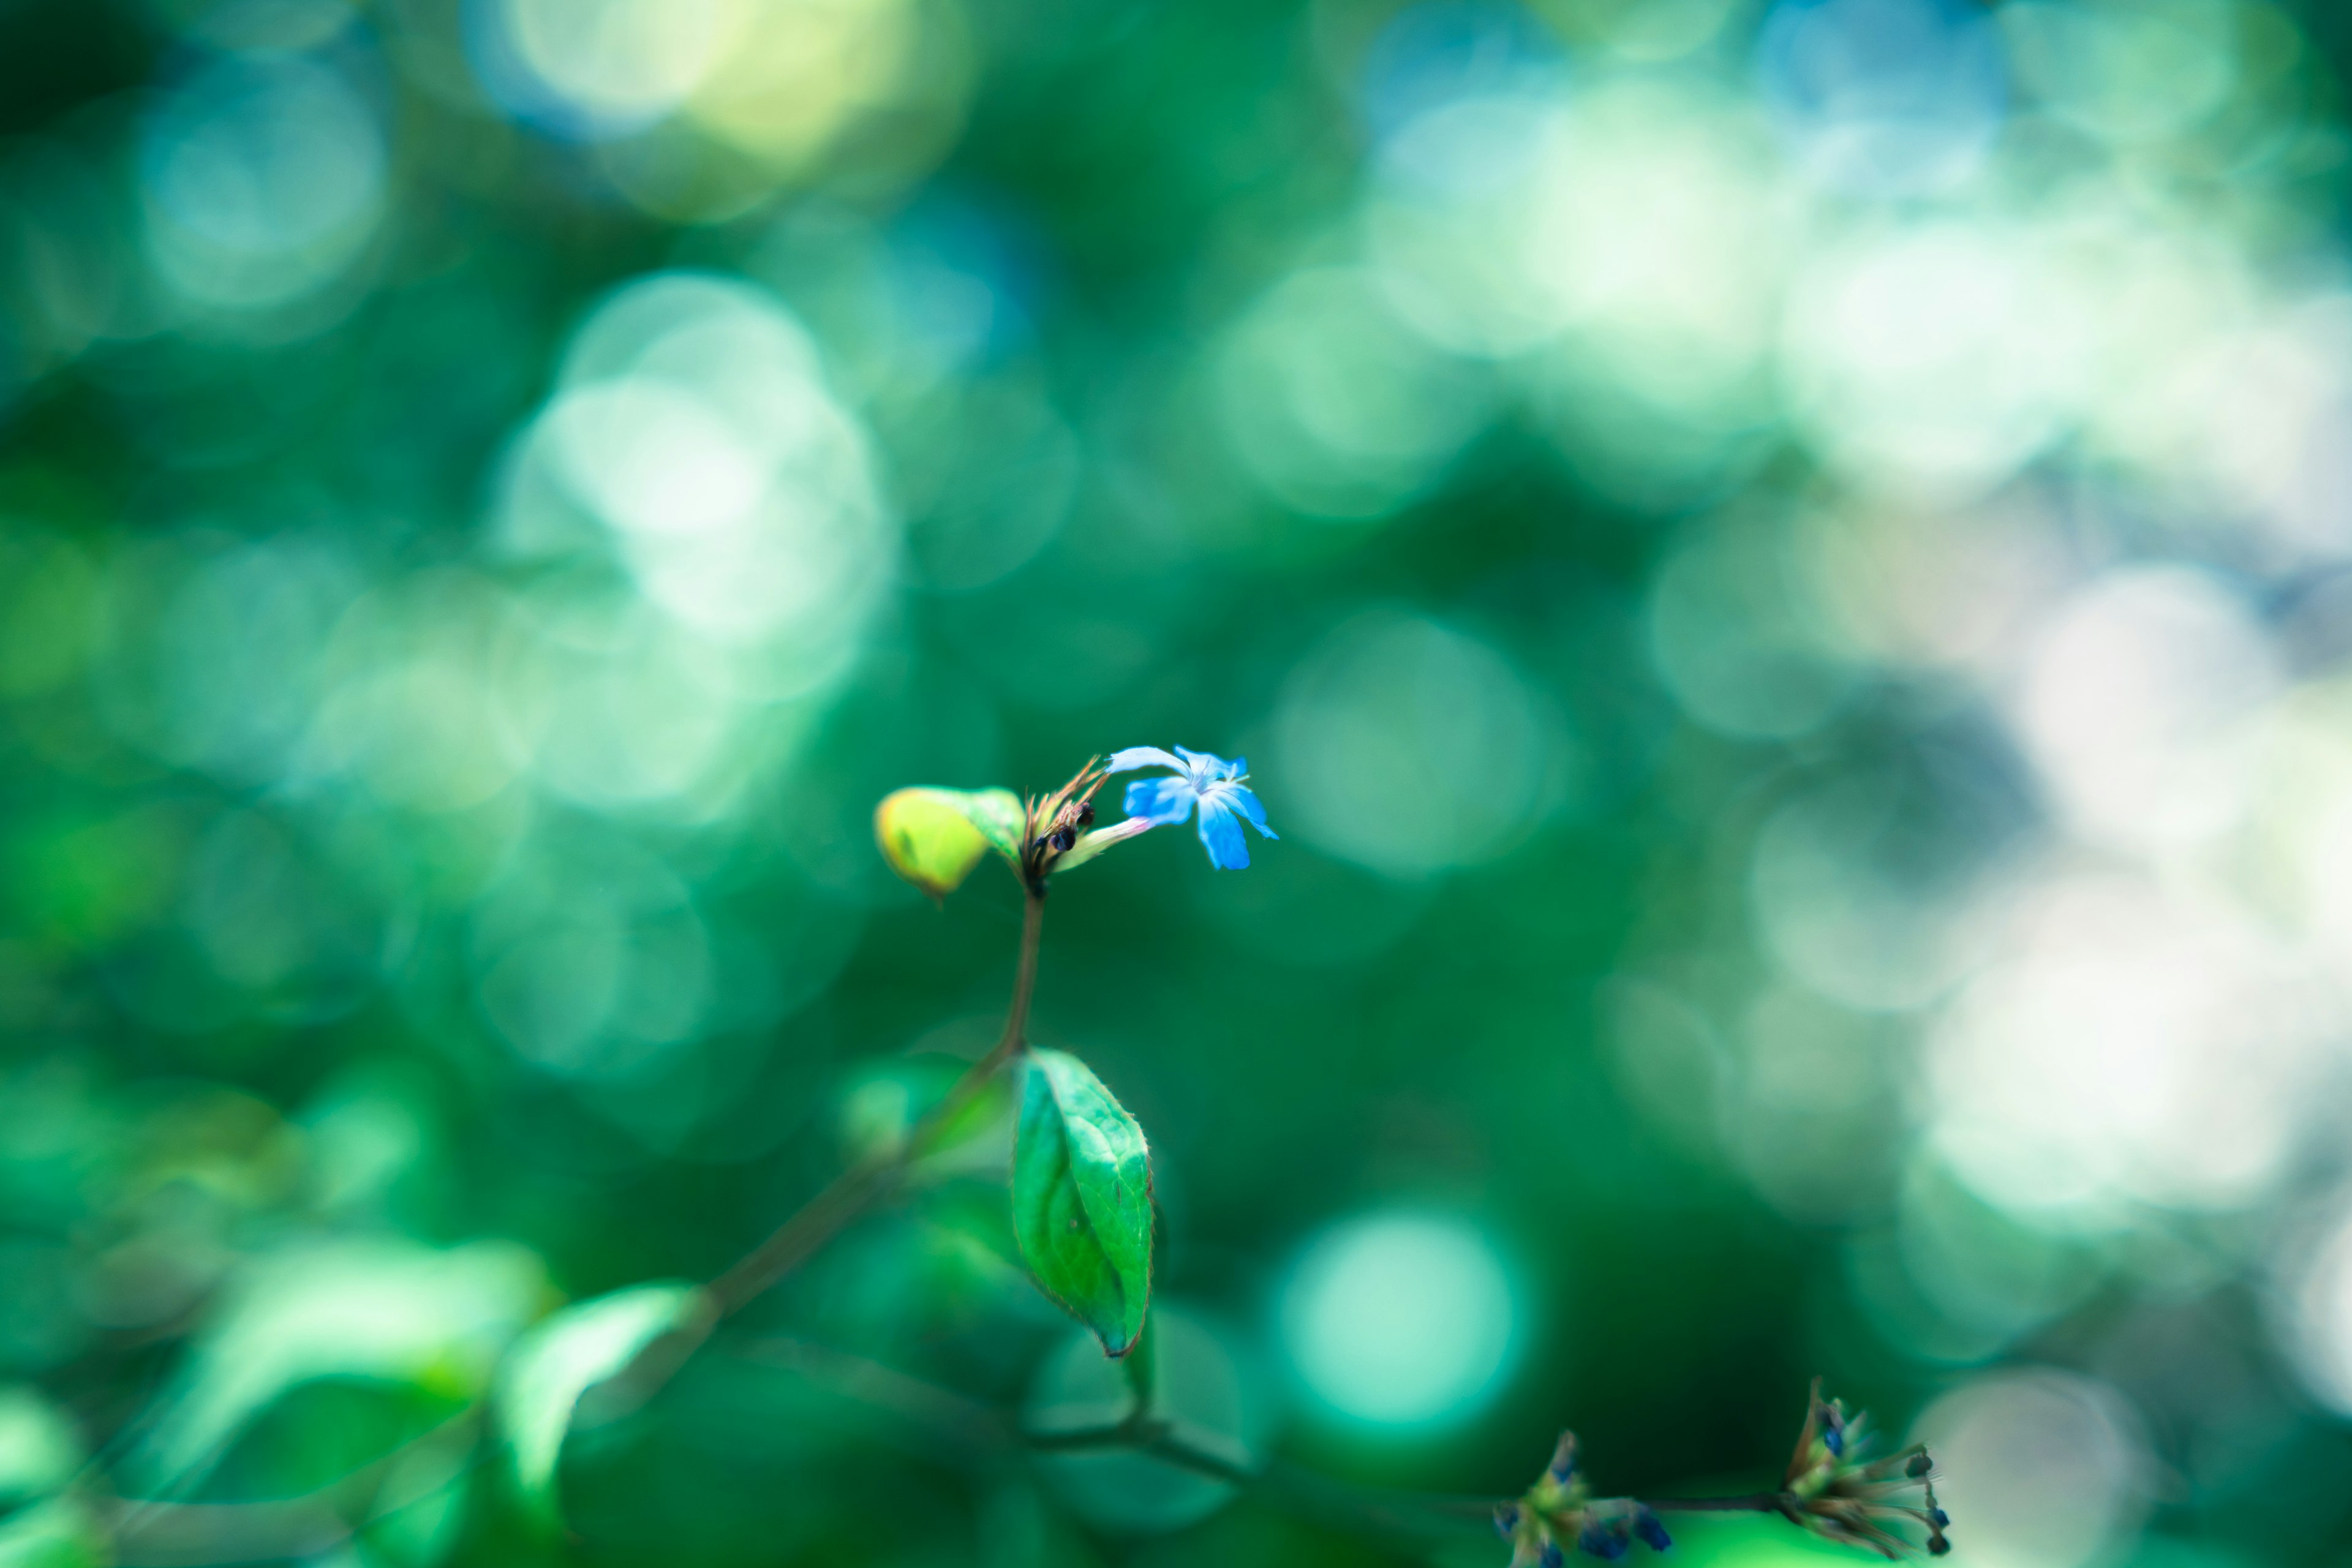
[1494,1382,1948,1566]
[51,748,1951,1567]
[871,748,1950,1566]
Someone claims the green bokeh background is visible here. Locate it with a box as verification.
[5,0,2352,1564]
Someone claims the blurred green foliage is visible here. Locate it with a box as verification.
[7,0,2352,1565]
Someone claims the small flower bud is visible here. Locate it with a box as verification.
[1496,1504,1520,1539]
[1634,1509,1672,1553]
[1049,826,1076,853]
[1906,1452,1932,1479]
[1581,1520,1630,1561]
[1542,1545,1566,1568]
[1928,1509,1948,1529]
[1075,799,1095,826]
[1928,1537,1951,1556]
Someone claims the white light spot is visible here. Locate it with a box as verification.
[1926,867,2331,1219]
[1912,1369,2149,1568]
[1215,268,1492,521]
[1272,611,1562,876]
[1278,1212,1523,1430]
[140,55,386,313]
[1782,221,2084,498]
[2010,565,2280,854]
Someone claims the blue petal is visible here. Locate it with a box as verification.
[1197,797,1248,869]
[1172,745,1240,783]
[1124,776,1196,826]
[1106,745,1185,775]
[1223,783,1277,839]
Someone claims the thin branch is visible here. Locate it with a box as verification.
[102,1496,355,1567]
[741,1333,1807,1547]
[733,1335,1012,1463]
[739,1334,1499,1543]
[99,1411,480,1568]
[707,887,1045,1319]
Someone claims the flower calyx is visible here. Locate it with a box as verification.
[1496,1433,1672,1567]
[1019,759,1111,893]
[1777,1381,1949,1559]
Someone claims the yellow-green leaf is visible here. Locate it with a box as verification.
[875,787,1024,897]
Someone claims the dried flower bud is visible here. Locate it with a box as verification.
[1779,1381,1950,1559]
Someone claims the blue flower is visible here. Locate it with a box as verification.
[1104,746,1278,870]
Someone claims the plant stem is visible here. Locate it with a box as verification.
[753,1335,1496,1542]
[707,885,1045,1318]
[1120,1314,1156,1420]
[1643,1493,1787,1513]
[102,1410,481,1567]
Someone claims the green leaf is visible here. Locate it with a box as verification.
[0,1390,91,1568]
[1012,1049,1153,1357]
[0,1498,107,1568]
[0,1388,82,1510]
[493,1283,713,1536]
[873,786,1025,897]
[129,1239,546,1494]
[837,1056,1012,1172]
[948,788,1027,859]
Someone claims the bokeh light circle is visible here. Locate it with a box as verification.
[139,52,386,314]
[527,271,895,679]
[1912,1369,2149,1568]
[2282,1196,2352,1417]
[1926,867,2332,1221]
[1216,267,1492,521]
[1782,220,2085,496]
[1755,0,2008,198]
[1026,1305,1270,1532]
[1277,1211,1524,1431]
[2010,565,2281,854]
[1272,611,1562,876]
[1646,511,1861,739]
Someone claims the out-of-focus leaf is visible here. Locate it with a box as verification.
[129,1240,546,1494]
[362,1423,477,1568]
[0,1389,80,1509]
[875,788,988,897]
[946,788,1027,859]
[874,786,1026,897]
[1012,1049,1153,1357]
[836,1055,1012,1174]
[494,1282,714,1536]
[0,1498,107,1568]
